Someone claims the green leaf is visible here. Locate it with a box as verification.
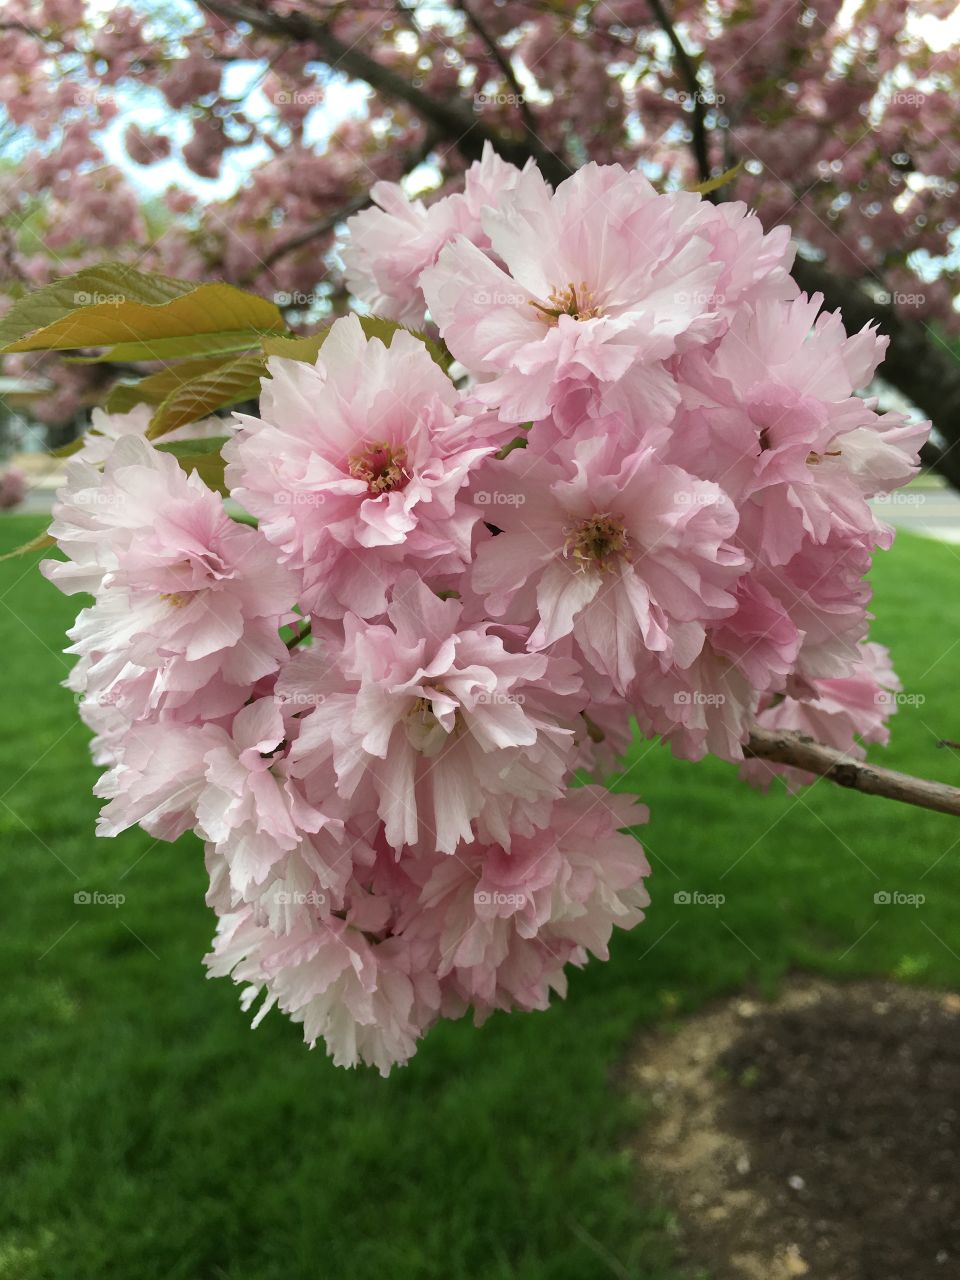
[66,332,270,363]
[154,437,229,496]
[105,357,241,413]
[0,530,55,562]
[261,317,452,374]
[177,453,228,496]
[0,265,193,350]
[147,354,266,438]
[0,265,286,355]
[261,331,331,363]
[690,161,744,196]
[154,436,231,460]
[358,317,452,372]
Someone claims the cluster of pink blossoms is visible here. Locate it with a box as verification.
[44,155,927,1074]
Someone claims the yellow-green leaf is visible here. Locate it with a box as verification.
[262,331,331,363]
[147,355,267,438]
[0,265,286,355]
[690,161,744,196]
[0,530,55,562]
[155,437,231,460]
[67,332,271,364]
[105,356,241,414]
[0,265,193,350]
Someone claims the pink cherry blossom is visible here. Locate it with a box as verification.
[341,142,530,327]
[472,434,745,692]
[226,314,494,619]
[280,574,583,854]
[42,435,296,719]
[421,161,791,433]
[36,148,931,1075]
[741,642,901,791]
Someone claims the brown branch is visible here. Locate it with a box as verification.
[645,0,713,193]
[456,0,541,143]
[199,0,572,185]
[257,192,372,273]
[745,727,960,818]
[240,129,440,283]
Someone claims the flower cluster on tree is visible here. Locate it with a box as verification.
[37,154,928,1072]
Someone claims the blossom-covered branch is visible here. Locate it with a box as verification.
[32,149,939,1078]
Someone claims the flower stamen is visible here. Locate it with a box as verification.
[348,441,410,494]
[529,280,604,324]
[563,513,630,572]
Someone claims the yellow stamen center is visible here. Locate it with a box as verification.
[563,513,630,572]
[348,441,410,494]
[529,281,604,324]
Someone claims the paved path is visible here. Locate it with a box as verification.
[871,488,960,545]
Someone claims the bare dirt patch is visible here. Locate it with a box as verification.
[629,977,960,1279]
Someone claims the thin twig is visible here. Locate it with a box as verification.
[645,0,713,192]
[456,0,541,142]
[745,727,960,818]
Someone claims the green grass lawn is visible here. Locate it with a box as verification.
[2,515,959,1280]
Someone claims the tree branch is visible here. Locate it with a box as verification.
[199,0,573,185]
[645,0,713,191]
[257,191,373,273]
[456,0,541,144]
[745,727,960,818]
